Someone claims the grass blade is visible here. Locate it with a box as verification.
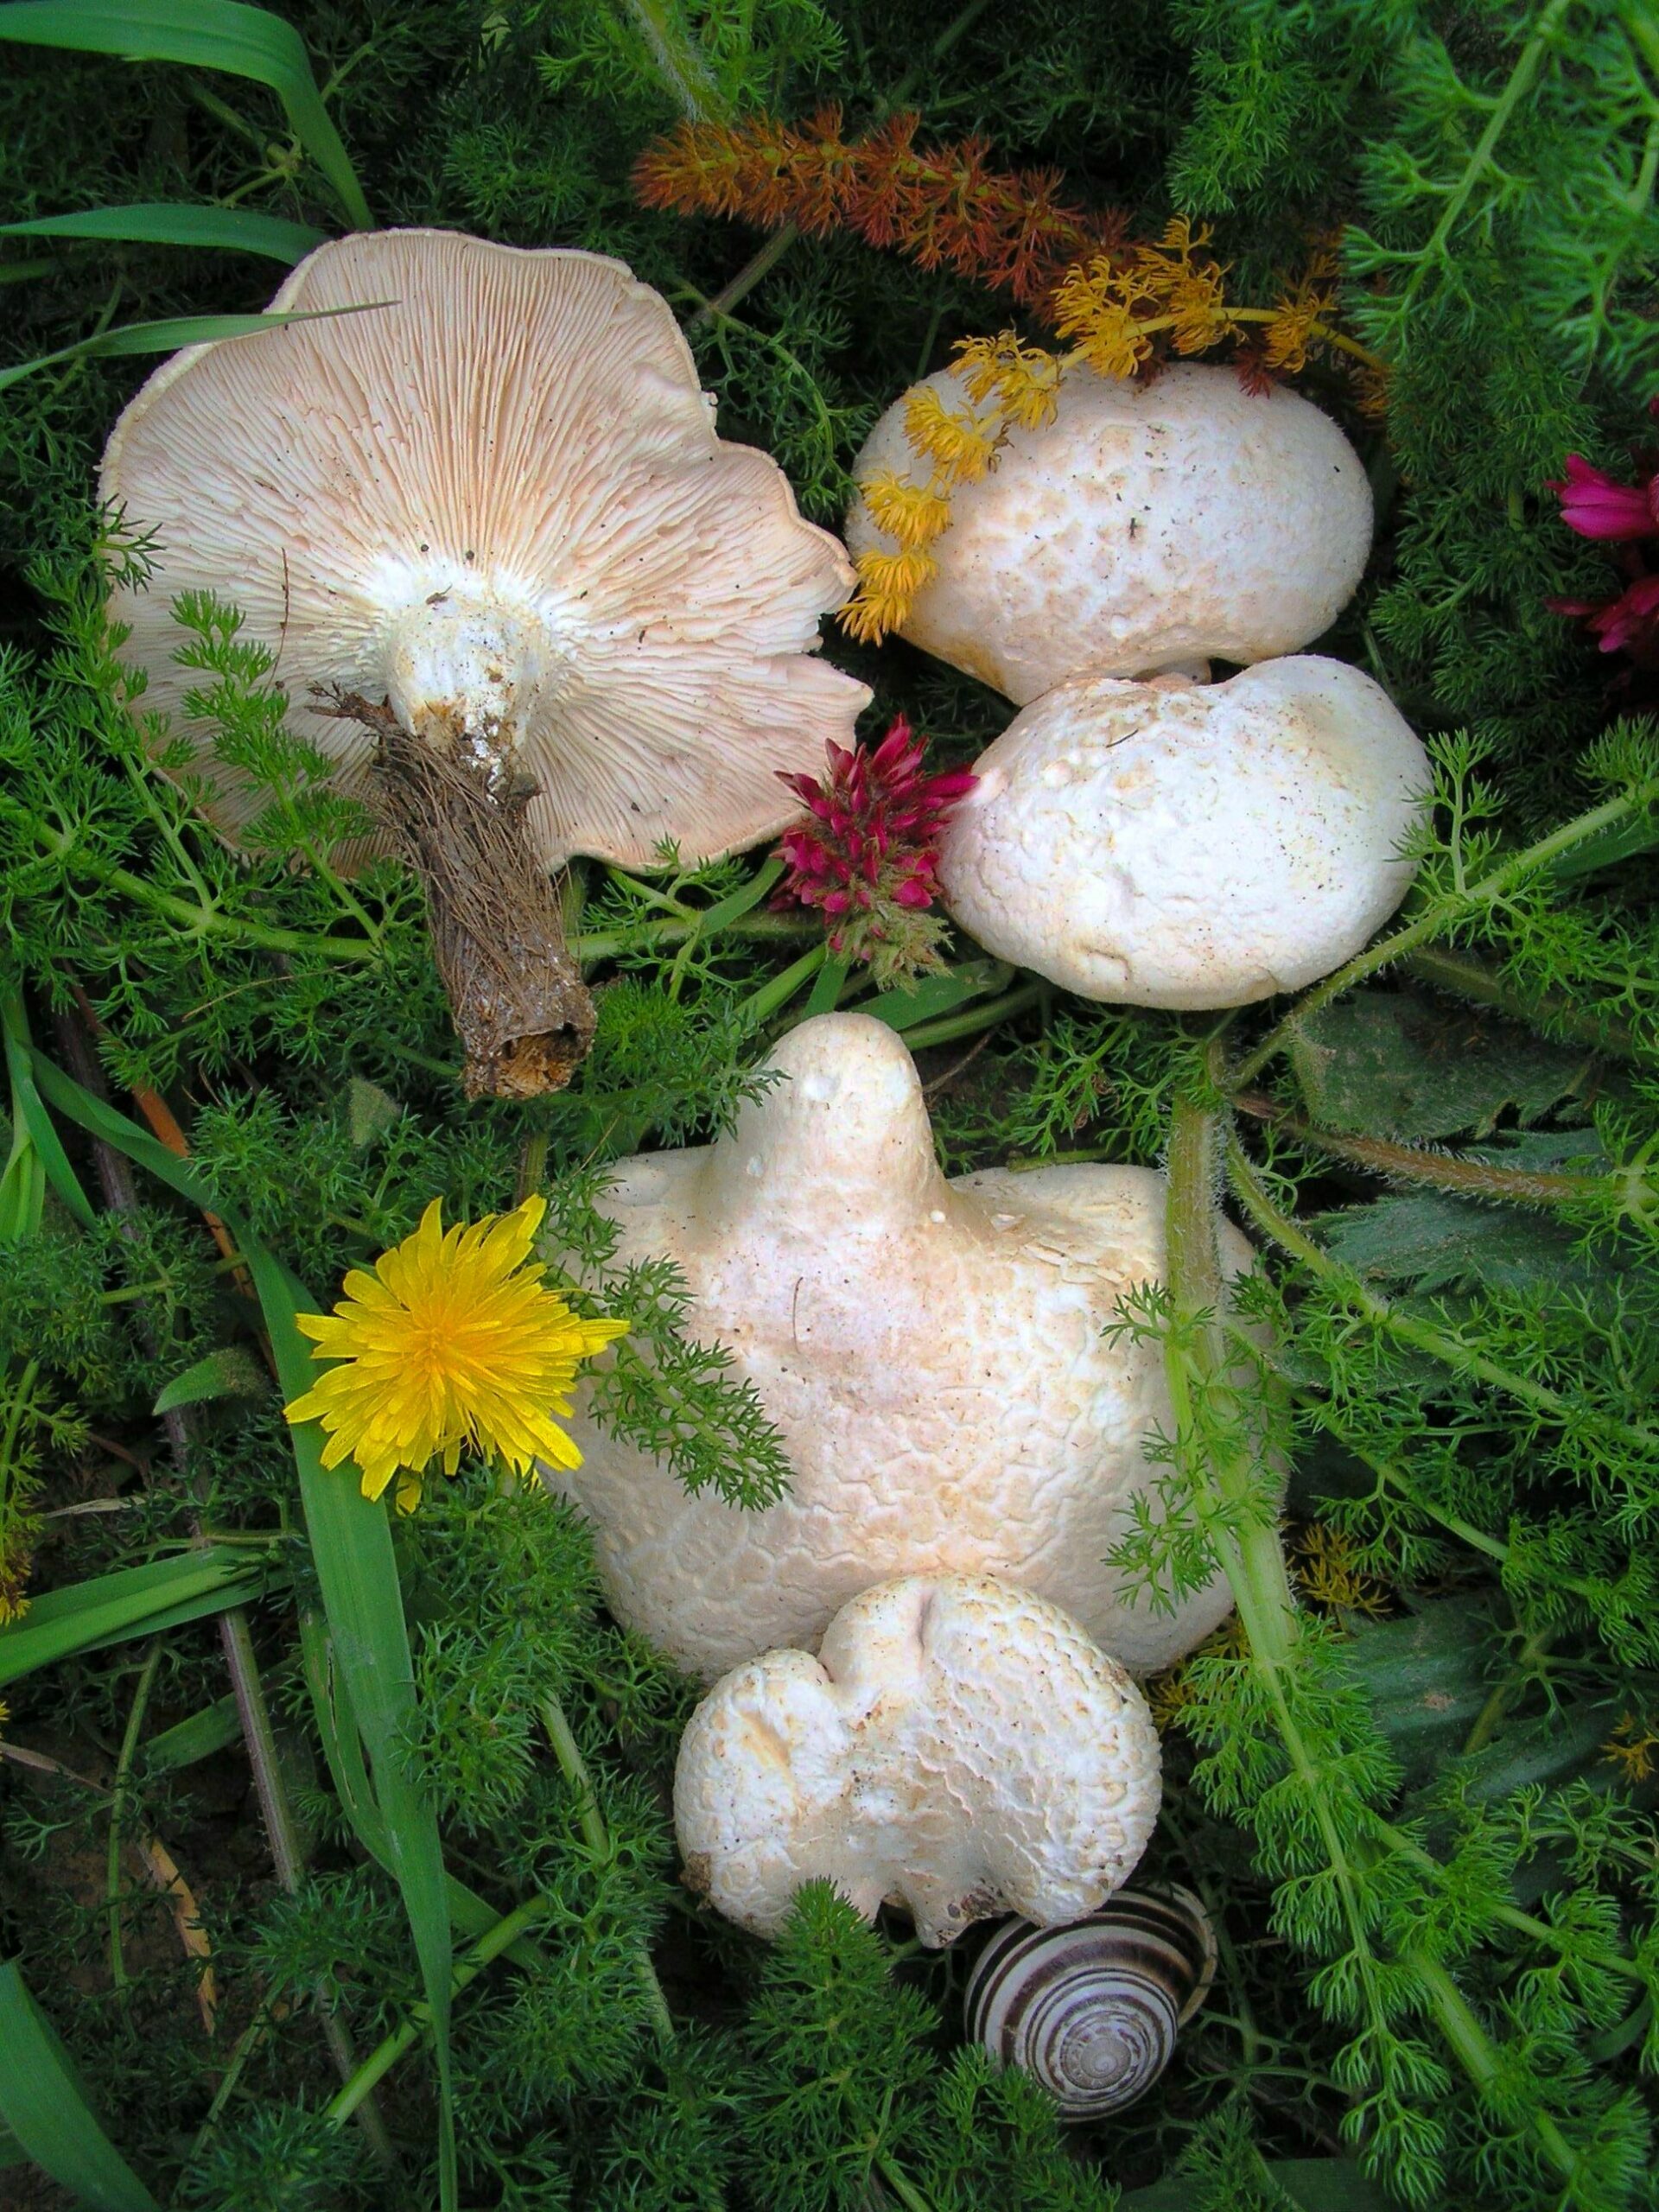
[0,2,372,229]
[0,1549,271,1687]
[255,1255,458,2209]
[144,1692,244,1771]
[0,203,327,262]
[29,1049,457,2210]
[0,302,388,393]
[0,1961,162,2211]
[3,988,94,1233]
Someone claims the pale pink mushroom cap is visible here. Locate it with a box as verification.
[674,1573,1162,1944]
[100,228,868,868]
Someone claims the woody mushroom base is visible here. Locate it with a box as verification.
[100,228,868,1096]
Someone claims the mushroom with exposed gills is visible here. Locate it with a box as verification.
[674,1573,1163,1944]
[100,227,868,1096]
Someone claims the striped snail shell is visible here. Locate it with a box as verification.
[964,1886,1217,2121]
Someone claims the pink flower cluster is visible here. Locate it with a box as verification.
[1548,449,1659,663]
[777,716,976,975]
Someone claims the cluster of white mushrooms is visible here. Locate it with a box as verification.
[103,231,1430,2120]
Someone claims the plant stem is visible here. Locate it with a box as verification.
[1228,773,1659,1088]
[1230,1092,1592,1209]
[575,907,817,965]
[106,1640,163,1990]
[1164,1102,1586,2190]
[323,1896,552,2126]
[1405,944,1636,1058]
[1393,0,1574,318]
[1225,1135,1659,1457]
[540,1695,677,2044]
[739,941,829,1031]
[690,226,799,331]
[622,0,722,118]
[900,979,1046,1052]
[49,1007,395,2164]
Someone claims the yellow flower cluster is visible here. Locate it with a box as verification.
[839,225,1383,647]
[842,334,1064,645]
[1604,1713,1659,1783]
[284,1194,627,1512]
[1290,1522,1391,1618]
[1052,217,1230,375]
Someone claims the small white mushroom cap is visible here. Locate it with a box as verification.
[548,1012,1259,1680]
[100,228,868,868]
[846,360,1372,702]
[938,656,1429,1009]
[674,1574,1161,1945]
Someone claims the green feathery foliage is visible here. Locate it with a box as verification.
[0,3,1656,2209]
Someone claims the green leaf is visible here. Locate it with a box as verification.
[2,990,95,1234]
[1313,1189,1620,1302]
[346,1076,402,1148]
[26,1050,457,2212]
[1346,1600,1497,1789]
[0,302,387,393]
[297,1611,545,1968]
[153,1344,269,1414]
[0,203,326,262]
[1288,988,1591,1140]
[1122,2160,1394,2212]
[0,1549,270,1687]
[143,1692,244,1771]
[802,954,851,1019]
[255,1255,458,2208]
[0,1961,162,2211]
[0,1,372,229]
[860,959,1010,1033]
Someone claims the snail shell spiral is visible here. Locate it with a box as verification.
[964,1886,1217,2121]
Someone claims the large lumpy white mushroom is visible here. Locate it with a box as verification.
[938,656,1430,1009]
[846,360,1372,702]
[674,1574,1161,1944]
[101,228,868,1095]
[548,1011,1258,1681]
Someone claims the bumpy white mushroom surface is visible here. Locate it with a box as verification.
[846,361,1371,703]
[674,1574,1161,1944]
[938,656,1429,1009]
[101,227,867,869]
[548,1012,1256,1681]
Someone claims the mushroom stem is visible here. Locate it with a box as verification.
[334,693,595,1097]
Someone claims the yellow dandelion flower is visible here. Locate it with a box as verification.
[902,385,997,481]
[861,471,955,550]
[284,1195,626,1509]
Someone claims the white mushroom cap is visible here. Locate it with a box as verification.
[100,228,868,868]
[674,1574,1161,1945]
[938,656,1429,1008]
[548,1011,1259,1680]
[846,361,1372,702]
